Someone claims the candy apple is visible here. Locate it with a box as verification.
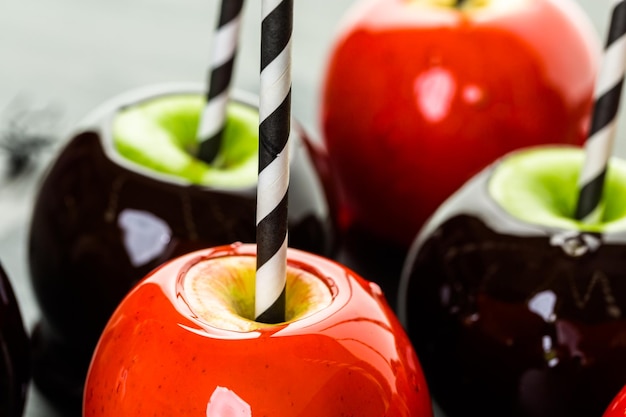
[27,83,335,407]
[83,243,433,417]
[318,0,601,247]
[398,145,626,417]
[603,385,626,417]
[0,261,30,417]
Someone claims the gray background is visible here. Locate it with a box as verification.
[0,0,617,415]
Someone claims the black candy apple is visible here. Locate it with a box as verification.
[27,83,334,407]
[0,261,30,417]
[398,146,626,417]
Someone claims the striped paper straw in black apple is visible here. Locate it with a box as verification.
[255,0,293,324]
[197,0,244,163]
[575,0,626,222]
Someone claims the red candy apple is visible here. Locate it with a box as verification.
[84,243,432,416]
[318,0,601,246]
[604,386,626,417]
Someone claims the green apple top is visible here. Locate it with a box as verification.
[113,95,259,188]
[488,146,626,233]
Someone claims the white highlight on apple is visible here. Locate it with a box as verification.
[528,290,556,322]
[206,386,251,417]
[118,209,172,267]
[413,66,456,123]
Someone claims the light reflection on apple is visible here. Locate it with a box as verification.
[118,209,172,267]
[206,386,251,417]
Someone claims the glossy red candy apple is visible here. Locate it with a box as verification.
[603,385,626,417]
[27,83,335,407]
[398,146,626,417]
[84,243,432,417]
[318,0,600,247]
[0,261,30,417]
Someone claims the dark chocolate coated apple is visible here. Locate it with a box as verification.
[398,146,626,417]
[27,83,335,408]
[0,262,30,417]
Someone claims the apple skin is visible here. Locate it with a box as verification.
[397,146,626,417]
[83,243,433,417]
[27,83,335,407]
[0,262,30,417]
[603,385,626,417]
[318,0,600,247]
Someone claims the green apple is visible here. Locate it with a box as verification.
[398,145,626,416]
[113,94,259,188]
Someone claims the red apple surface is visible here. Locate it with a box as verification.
[318,0,600,246]
[604,386,626,417]
[84,243,432,416]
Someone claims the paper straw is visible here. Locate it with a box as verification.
[575,0,626,222]
[255,0,293,323]
[197,0,244,163]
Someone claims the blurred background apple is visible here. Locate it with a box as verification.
[316,0,601,290]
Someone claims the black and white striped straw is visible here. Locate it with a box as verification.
[255,0,293,323]
[575,0,626,222]
[197,0,244,163]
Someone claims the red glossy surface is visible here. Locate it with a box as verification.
[320,0,600,246]
[604,386,626,417]
[84,243,432,416]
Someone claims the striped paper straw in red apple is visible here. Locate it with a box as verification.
[197,0,244,163]
[575,0,626,222]
[255,0,292,323]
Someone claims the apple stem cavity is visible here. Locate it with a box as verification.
[182,256,333,332]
